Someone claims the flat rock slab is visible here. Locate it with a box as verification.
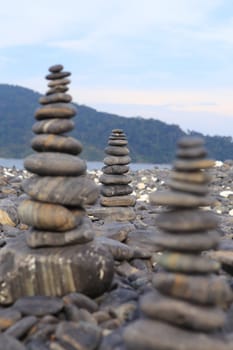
[151,230,220,252]
[124,319,233,350]
[153,272,233,307]
[140,291,226,331]
[14,296,64,316]
[22,175,99,206]
[32,119,74,134]
[0,234,114,304]
[31,134,82,154]
[150,190,213,208]
[100,195,136,207]
[87,207,136,222]
[24,153,86,176]
[157,209,218,232]
[35,103,76,120]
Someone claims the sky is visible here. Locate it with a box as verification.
[0,0,233,137]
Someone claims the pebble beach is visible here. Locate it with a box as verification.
[0,161,232,349]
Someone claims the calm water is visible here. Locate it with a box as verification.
[0,158,170,171]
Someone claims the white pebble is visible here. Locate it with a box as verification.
[137,182,146,190]
[220,191,233,198]
[215,161,223,167]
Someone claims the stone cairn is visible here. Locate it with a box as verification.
[0,64,114,304]
[124,136,233,350]
[98,129,136,220]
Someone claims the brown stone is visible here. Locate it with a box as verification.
[24,153,86,176]
[177,136,205,148]
[140,291,226,331]
[48,78,71,87]
[0,308,21,330]
[35,103,76,120]
[173,159,215,171]
[32,119,75,134]
[100,195,136,207]
[39,93,72,105]
[108,139,128,146]
[170,170,211,183]
[104,155,131,166]
[46,71,71,80]
[176,146,207,158]
[101,185,133,197]
[46,85,69,95]
[100,174,132,185]
[207,250,233,267]
[26,218,94,248]
[150,190,213,208]
[49,64,64,73]
[22,175,99,206]
[158,252,220,273]
[151,230,220,252]
[87,207,136,222]
[105,146,129,156]
[167,179,209,195]
[153,272,233,307]
[156,209,218,232]
[31,134,82,154]
[102,165,129,174]
[18,199,78,231]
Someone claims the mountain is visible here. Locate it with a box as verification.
[0,84,233,163]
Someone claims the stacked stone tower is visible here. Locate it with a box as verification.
[124,136,233,350]
[100,129,136,207]
[0,65,114,303]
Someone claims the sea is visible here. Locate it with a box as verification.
[0,158,171,171]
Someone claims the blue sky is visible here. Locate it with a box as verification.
[1,0,233,136]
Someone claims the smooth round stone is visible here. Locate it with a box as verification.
[48,78,71,87]
[150,191,213,208]
[24,153,86,176]
[152,230,220,252]
[101,184,133,197]
[104,155,131,166]
[22,175,98,206]
[46,85,69,95]
[100,195,136,207]
[156,209,218,232]
[177,136,205,148]
[158,252,220,273]
[39,93,72,105]
[170,170,211,184]
[49,64,64,73]
[14,296,64,316]
[100,174,132,185]
[27,218,94,248]
[35,103,76,120]
[0,308,21,330]
[176,146,207,158]
[153,272,233,306]
[112,128,124,133]
[102,165,129,174]
[87,206,136,222]
[32,118,75,134]
[124,319,233,350]
[105,146,129,156]
[167,179,209,195]
[96,237,137,261]
[109,135,127,140]
[174,159,215,171]
[31,134,82,155]
[55,321,101,350]
[46,71,71,80]
[108,139,128,146]
[140,291,226,331]
[18,199,78,231]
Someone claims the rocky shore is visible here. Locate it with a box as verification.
[0,161,232,349]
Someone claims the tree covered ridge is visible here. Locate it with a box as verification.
[0,84,232,163]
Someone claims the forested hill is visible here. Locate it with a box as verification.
[0,84,233,163]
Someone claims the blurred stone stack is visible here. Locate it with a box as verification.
[0,65,114,304]
[100,129,136,207]
[124,136,233,350]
